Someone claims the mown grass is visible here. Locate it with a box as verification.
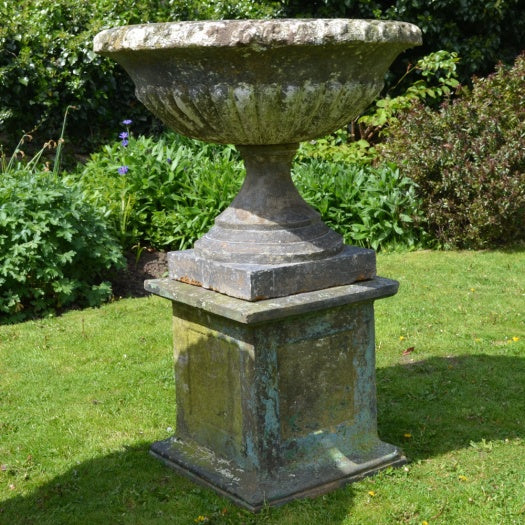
[1,250,523,524]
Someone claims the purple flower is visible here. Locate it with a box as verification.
[119,131,129,139]
[121,139,129,147]
[122,119,132,125]
[118,165,129,175]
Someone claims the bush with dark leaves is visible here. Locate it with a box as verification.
[379,54,525,249]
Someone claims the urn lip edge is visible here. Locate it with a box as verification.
[93,18,422,54]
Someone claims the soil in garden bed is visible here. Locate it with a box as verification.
[111,250,168,299]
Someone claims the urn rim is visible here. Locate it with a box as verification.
[94,18,422,54]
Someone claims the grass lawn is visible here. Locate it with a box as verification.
[1,249,523,524]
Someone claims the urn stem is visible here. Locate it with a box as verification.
[193,143,343,265]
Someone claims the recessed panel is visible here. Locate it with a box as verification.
[278,331,356,440]
[174,317,243,456]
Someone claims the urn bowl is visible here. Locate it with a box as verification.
[94,19,422,145]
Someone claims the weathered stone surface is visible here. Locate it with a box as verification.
[167,245,377,301]
[95,19,421,299]
[151,436,404,511]
[146,277,404,510]
[144,275,398,323]
[193,144,343,265]
[168,143,377,298]
[94,19,422,52]
[94,19,422,145]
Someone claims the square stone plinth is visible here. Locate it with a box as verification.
[144,278,405,511]
[168,245,376,301]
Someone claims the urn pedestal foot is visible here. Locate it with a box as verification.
[168,245,376,301]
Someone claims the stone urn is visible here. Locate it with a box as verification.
[94,19,421,300]
[94,19,421,511]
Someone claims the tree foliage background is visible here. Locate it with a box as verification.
[0,0,523,149]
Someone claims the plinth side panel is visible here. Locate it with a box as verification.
[278,331,356,439]
[173,310,249,463]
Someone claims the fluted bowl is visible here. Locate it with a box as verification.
[94,19,421,145]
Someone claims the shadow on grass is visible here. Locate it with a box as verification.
[1,355,523,524]
[377,354,525,460]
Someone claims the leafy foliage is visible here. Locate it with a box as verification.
[0,0,281,149]
[0,1,129,147]
[0,169,124,323]
[380,53,525,249]
[297,130,378,165]
[77,130,244,251]
[281,0,525,87]
[358,50,460,142]
[77,128,427,252]
[294,161,427,250]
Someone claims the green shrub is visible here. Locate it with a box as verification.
[0,170,124,323]
[293,161,427,251]
[281,0,525,87]
[77,127,426,252]
[0,1,133,148]
[357,50,460,141]
[379,53,525,249]
[77,129,244,251]
[0,1,281,150]
[297,130,378,165]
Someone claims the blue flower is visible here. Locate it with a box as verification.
[118,165,129,175]
[119,131,129,139]
[167,158,172,164]
[121,139,129,147]
[122,119,132,125]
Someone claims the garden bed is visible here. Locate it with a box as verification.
[111,250,168,299]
